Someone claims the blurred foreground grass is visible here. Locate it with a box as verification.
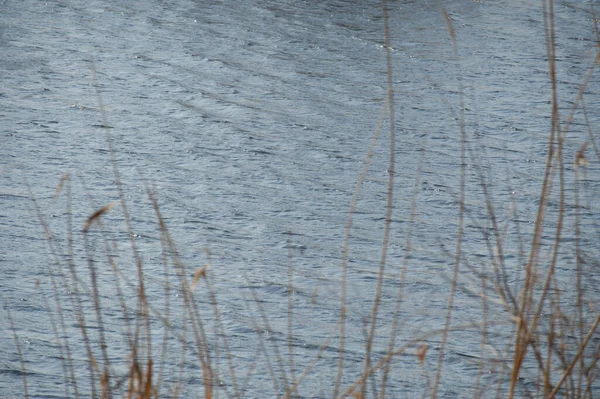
[9,1,600,398]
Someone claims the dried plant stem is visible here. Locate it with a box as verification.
[509,1,560,395]
[360,0,397,396]
[28,178,80,398]
[432,8,466,398]
[334,102,385,398]
[287,232,297,395]
[203,249,241,399]
[244,291,281,395]
[89,58,153,394]
[340,319,512,399]
[380,145,425,399]
[148,191,214,398]
[550,313,600,398]
[8,306,29,399]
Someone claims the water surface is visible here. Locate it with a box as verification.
[2,0,599,397]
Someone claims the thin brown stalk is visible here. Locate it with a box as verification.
[574,146,586,396]
[579,80,600,162]
[151,198,214,397]
[334,101,385,399]
[7,305,29,399]
[550,312,600,397]
[432,8,466,398]
[62,177,81,398]
[86,248,112,397]
[173,308,188,399]
[494,331,514,399]
[203,248,241,399]
[154,241,172,398]
[509,1,560,394]
[82,206,116,398]
[248,285,290,396]
[65,178,87,398]
[541,67,566,397]
[472,270,488,399]
[379,145,425,398]
[512,3,598,395]
[29,180,100,396]
[286,232,296,396]
[243,291,281,396]
[288,325,336,395]
[338,319,513,399]
[240,346,262,396]
[469,147,517,312]
[30,177,79,398]
[89,58,153,387]
[361,0,397,396]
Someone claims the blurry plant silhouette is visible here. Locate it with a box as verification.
[10,0,600,398]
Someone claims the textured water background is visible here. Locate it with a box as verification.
[2,0,599,397]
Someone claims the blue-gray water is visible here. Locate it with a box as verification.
[2,0,599,397]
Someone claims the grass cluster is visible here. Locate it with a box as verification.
[9,1,600,398]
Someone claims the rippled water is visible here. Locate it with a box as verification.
[2,0,599,397]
